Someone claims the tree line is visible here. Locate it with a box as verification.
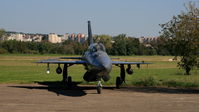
[0,34,174,56]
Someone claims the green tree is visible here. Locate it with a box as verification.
[111,34,127,55]
[150,37,171,55]
[0,29,5,41]
[126,37,140,55]
[160,2,199,75]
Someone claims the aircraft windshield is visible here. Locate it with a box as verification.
[89,43,106,52]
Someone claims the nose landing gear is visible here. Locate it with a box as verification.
[97,81,102,94]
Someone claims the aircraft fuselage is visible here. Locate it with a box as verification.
[83,43,112,82]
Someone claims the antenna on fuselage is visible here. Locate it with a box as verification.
[88,21,93,45]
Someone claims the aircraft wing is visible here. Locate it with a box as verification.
[36,60,151,65]
[36,59,87,64]
[59,57,83,59]
[59,57,119,60]
[112,61,151,65]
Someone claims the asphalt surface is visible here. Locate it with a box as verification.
[0,83,199,112]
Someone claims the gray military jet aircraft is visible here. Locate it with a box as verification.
[36,21,151,94]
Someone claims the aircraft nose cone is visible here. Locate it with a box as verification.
[88,51,112,72]
[100,56,112,72]
[102,61,112,70]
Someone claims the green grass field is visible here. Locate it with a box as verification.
[0,54,199,88]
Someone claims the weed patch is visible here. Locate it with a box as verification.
[133,76,161,87]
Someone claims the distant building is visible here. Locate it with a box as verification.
[69,33,76,41]
[5,32,43,42]
[4,31,87,43]
[48,33,62,43]
[63,33,69,41]
[68,33,87,43]
[32,35,43,42]
[139,36,159,43]
[7,33,23,41]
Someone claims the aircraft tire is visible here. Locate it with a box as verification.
[97,86,102,94]
[116,77,121,89]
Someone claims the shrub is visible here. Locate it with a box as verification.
[0,48,8,54]
[163,80,199,88]
[133,76,160,87]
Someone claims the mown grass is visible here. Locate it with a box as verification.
[0,54,198,88]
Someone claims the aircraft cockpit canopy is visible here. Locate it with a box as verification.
[89,43,106,52]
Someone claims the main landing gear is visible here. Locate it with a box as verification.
[116,77,122,89]
[62,64,73,87]
[115,64,126,89]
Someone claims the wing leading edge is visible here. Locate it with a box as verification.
[36,59,87,64]
[59,57,83,59]
[112,61,151,65]
[36,59,151,65]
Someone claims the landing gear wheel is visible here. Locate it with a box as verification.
[116,77,121,89]
[97,86,102,94]
[67,76,72,86]
[97,81,102,94]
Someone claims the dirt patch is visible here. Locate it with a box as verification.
[0,84,199,112]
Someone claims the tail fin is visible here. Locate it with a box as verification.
[88,21,93,45]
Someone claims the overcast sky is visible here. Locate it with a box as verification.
[0,0,198,37]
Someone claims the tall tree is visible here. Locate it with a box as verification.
[150,37,171,55]
[160,2,199,75]
[126,37,140,55]
[0,29,5,41]
[111,34,127,55]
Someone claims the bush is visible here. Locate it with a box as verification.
[133,76,160,87]
[0,48,8,54]
[23,49,39,54]
[163,80,199,88]
[133,76,199,88]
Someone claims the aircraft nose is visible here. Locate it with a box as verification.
[102,61,111,70]
[100,57,112,72]
[91,51,112,71]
